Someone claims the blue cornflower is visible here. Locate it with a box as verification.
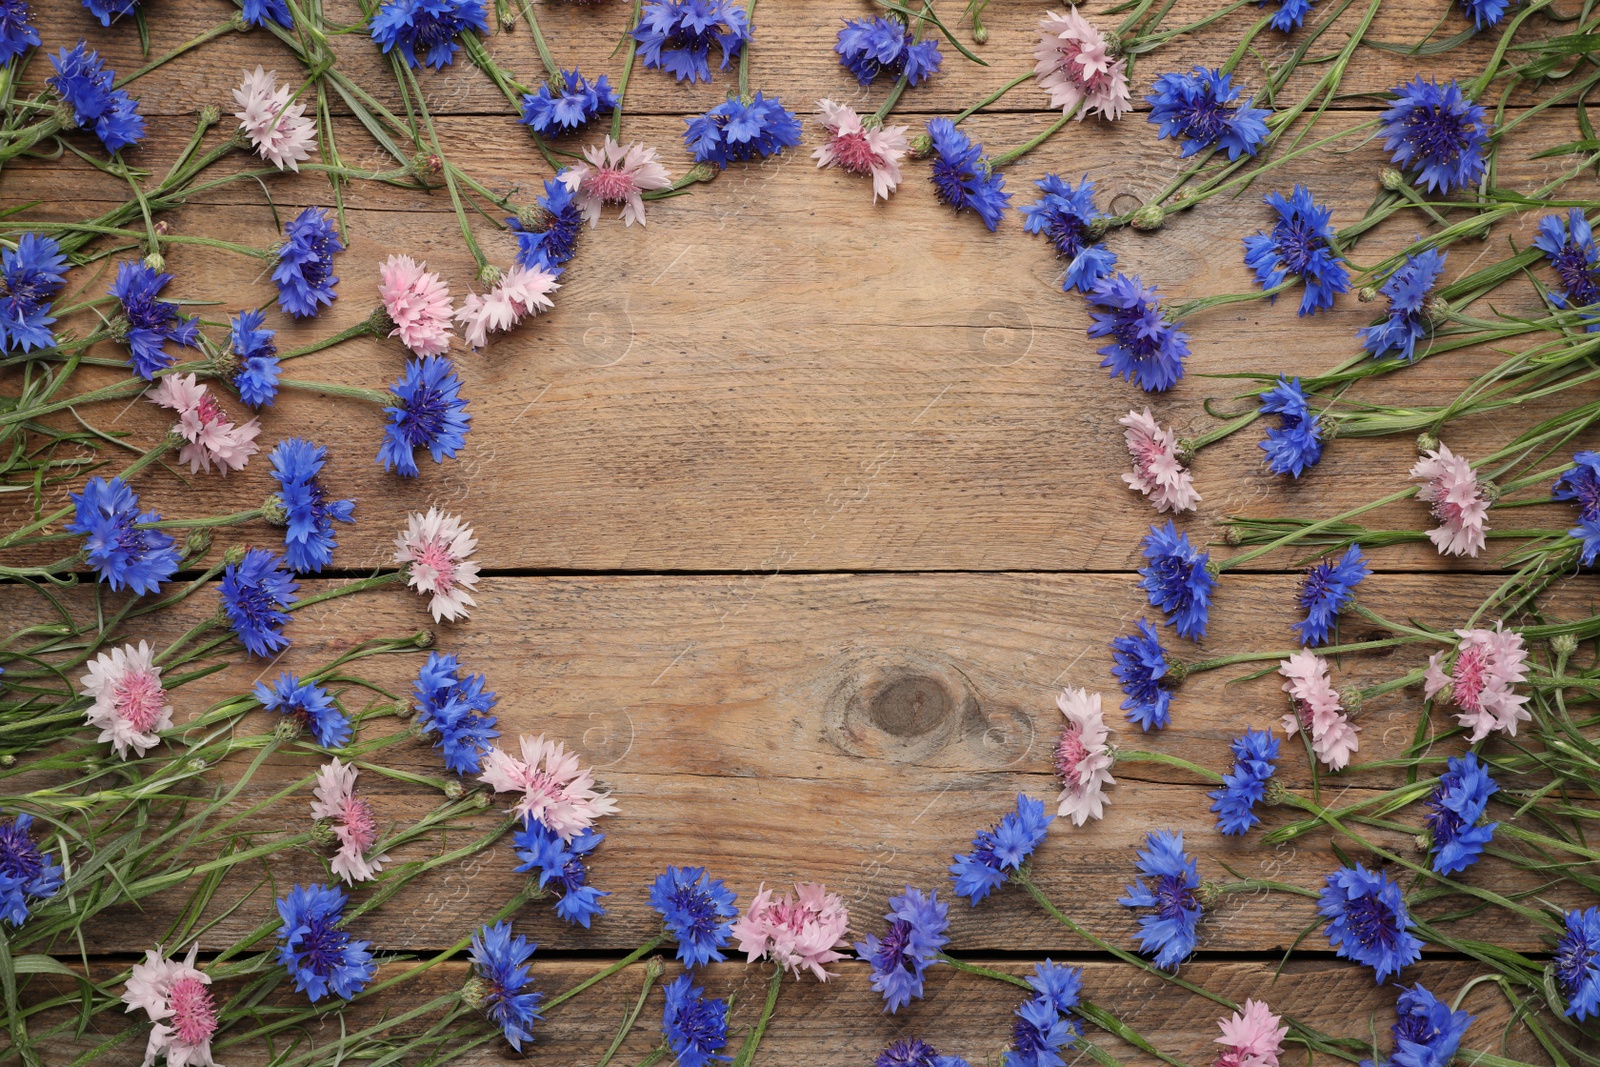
[1367,985,1474,1067]
[268,438,355,574]
[1379,78,1490,195]
[1554,451,1600,565]
[379,355,471,477]
[513,821,609,928]
[1296,544,1368,646]
[254,673,350,748]
[1118,830,1202,970]
[82,0,138,26]
[854,886,950,1012]
[275,883,375,1002]
[685,91,802,168]
[520,68,617,135]
[1028,960,1083,1016]
[230,308,281,407]
[1260,0,1314,31]
[926,118,1010,231]
[370,0,487,70]
[1138,521,1214,641]
[0,233,66,353]
[0,1,39,65]
[1459,0,1513,28]
[1147,68,1269,160]
[950,793,1052,905]
[413,651,499,774]
[1318,864,1423,983]
[1359,247,1446,362]
[1087,273,1190,392]
[661,974,730,1067]
[1533,209,1600,329]
[67,476,179,595]
[468,921,542,1050]
[508,179,582,271]
[0,810,63,926]
[1006,990,1080,1067]
[242,0,293,28]
[220,548,299,657]
[274,207,342,319]
[1111,618,1173,731]
[876,1038,970,1067]
[1258,377,1323,478]
[1021,175,1117,293]
[836,16,942,87]
[1242,186,1349,315]
[1556,907,1600,1020]
[1208,729,1279,836]
[1425,752,1498,876]
[111,260,199,380]
[651,866,738,967]
[632,0,750,84]
[47,44,144,154]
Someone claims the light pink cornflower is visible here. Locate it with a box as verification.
[378,255,454,357]
[561,137,672,227]
[148,373,261,476]
[1411,445,1490,558]
[392,507,480,623]
[122,944,220,1067]
[1054,686,1115,825]
[1214,999,1288,1067]
[1278,650,1360,771]
[1424,622,1530,742]
[1033,8,1132,121]
[232,66,316,172]
[81,640,173,760]
[812,100,909,201]
[479,734,619,839]
[311,758,389,884]
[1120,408,1200,513]
[732,882,851,981]
[455,264,560,349]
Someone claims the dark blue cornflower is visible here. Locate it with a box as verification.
[111,260,199,380]
[1554,451,1600,565]
[275,883,374,1002]
[685,91,802,168]
[1297,544,1368,646]
[949,793,1052,905]
[0,1,39,65]
[82,0,138,26]
[0,809,63,926]
[1242,186,1349,315]
[1208,729,1279,836]
[1556,906,1600,1020]
[876,1037,970,1067]
[413,651,499,774]
[926,118,1010,231]
[632,0,750,84]
[1006,991,1080,1067]
[1533,209,1600,329]
[1459,0,1513,31]
[1359,247,1446,362]
[1021,175,1117,293]
[274,207,342,319]
[1138,521,1214,642]
[1366,985,1474,1067]
[508,179,582,271]
[1258,377,1323,478]
[370,0,488,70]
[0,232,67,353]
[468,921,542,1050]
[1118,829,1202,970]
[1087,273,1190,392]
[661,974,729,1067]
[230,308,281,407]
[241,0,293,28]
[47,44,144,154]
[520,69,617,135]
[1027,960,1083,1016]
[379,355,471,477]
[1260,0,1314,31]
[836,16,942,87]
[1379,78,1490,195]
[1147,68,1269,160]
[1111,618,1173,731]
[254,673,350,748]
[1425,752,1498,876]
[513,821,608,928]
[269,438,355,574]
[651,866,738,968]
[66,476,179,595]
[1318,864,1423,983]
[220,548,299,657]
[854,886,950,1013]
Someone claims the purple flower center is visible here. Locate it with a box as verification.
[1552,241,1600,308]
[1156,874,1198,921]
[1299,561,1339,611]
[1172,96,1236,148]
[1044,211,1091,259]
[0,821,45,884]
[399,382,451,447]
[1343,893,1403,952]
[230,574,285,628]
[667,884,722,943]
[295,914,352,976]
[1401,105,1475,171]
[1556,929,1596,995]
[873,918,914,972]
[1013,1016,1054,1058]
[1272,216,1330,277]
[1569,467,1600,521]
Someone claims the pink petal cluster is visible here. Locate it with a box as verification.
[1033,8,1132,121]
[378,254,454,357]
[122,944,220,1067]
[392,507,481,622]
[1120,408,1200,513]
[1424,622,1530,742]
[232,66,316,171]
[1278,650,1360,771]
[81,640,173,759]
[455,264,560,349]
[1411,445,1489,557]
[480,734,620,839]
[562,137,672,227]
[1214,999,1288,1067]
[311,758,389,884]
[148,373,261,476]
[812,100,910,201]
[732,882,851,981]
[1054,686,1115,825]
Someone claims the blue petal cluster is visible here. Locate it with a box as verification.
[380,355,472,477]
[1138,521,1214,641]
[1242,186,1348,315]
[1147,68,1269,160]
[0,0,39,65]
[1111,618,1173,731]
[1425,752,1498,876]
[1365,985,1474,1067]
[255,673,350,748]
[1021,175,1117,293]
[1003,961,1082,1067]
[1379,78,1490,194]
[926,118,1010,231]
[949,793,1052,905]
[520,69,617,135]
[274,207,342,319]
[82,0,138,26]
[413,651,500,774]
[854,886,950,1012]
[1556,906,1600,1021]
[836,16,942,86]
[0,232,65,353]
[1554,451,1600,565]
[220,547,299,657]
[513,821,608,927]
[242,0,293,28]
[508,179,582,271]
[112,260,199,380]
[67,476,180,595]
[370,0,487,70]
[230,309,281,407]
[1359,247,1446,362]
[685,91,802,168]
[650,865,738,967]
[1258,376,1323,478]
[48,43,145,154]
[0,810,63,926]
[1260,0,1314,31]
[275,883,375,1001]
[1296,544,1368,646]
[1318,864,1423,983]
[469,921,542,1050]
[1208,729,1279,836]
[1118,830,1202,970]
[1087,274,1190,392]
[661,974,730,1067]
[269,438,355,573]
[876,1038,970,1067]
[1533,209,1600,329]
[632,0,750,83]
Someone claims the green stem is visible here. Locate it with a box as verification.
[115,17,244,88]
[731,964,784,1067]
[597,963,664,1067]
[953,71,1032,124]
[611,0,644,142]
[989,105,1079,168]
[275,378,393,405]
[544,933,667,1011]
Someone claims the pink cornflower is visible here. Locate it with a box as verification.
[479,734,619,839]
[378,254,454,357]
[122,943,220,1067]
[1054,686,1115,825]
[1411,445,1490,557]
[392,507,480,623]
[812,99,909,201]
[561,137,672,227]
[732,882,851,981]
[81,640,173,760]
[1278,650,1360,771]
[455,264,560,349]
[311,758,389,884]
[148,373,261,476]
[1214,999,1288,1067]
[1424,622,1530,742]
[1033,8,1132,121]
[232,66,316,172]
[1120,408,1200,513]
